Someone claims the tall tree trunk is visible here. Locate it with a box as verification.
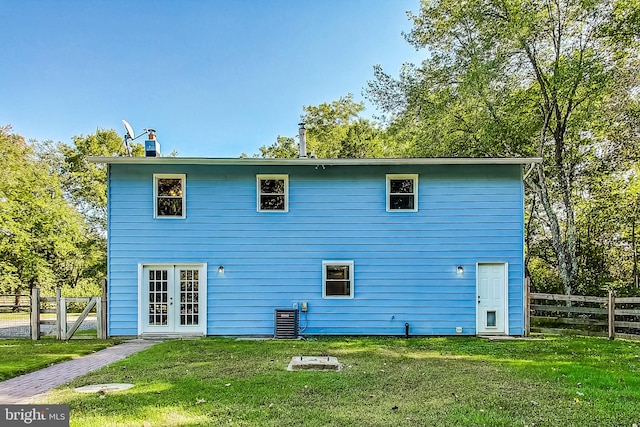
[528,109,579,298]
[12,295,21,313]
[534,163,576,296]
[552,129,579,295]
[633,220,638,289]
[524,194,537,287]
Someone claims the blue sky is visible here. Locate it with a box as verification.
[1,1,423,157]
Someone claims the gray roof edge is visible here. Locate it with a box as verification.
[88,156,542,165]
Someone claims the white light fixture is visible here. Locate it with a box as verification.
[457,265,464,275]
[218,265,224,274]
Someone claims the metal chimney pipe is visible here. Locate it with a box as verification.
[298,122,307,158]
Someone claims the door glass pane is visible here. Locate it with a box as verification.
[179,269,199,326]
[148,269,168,326]
[487,311,497,327]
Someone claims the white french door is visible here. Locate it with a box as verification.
[140,264,206,335]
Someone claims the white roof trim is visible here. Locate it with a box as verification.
[88,156,542,166]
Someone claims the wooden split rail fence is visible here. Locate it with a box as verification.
[30,287,107,340]
[525,283,640,340]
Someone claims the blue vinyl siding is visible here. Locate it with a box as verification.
[107,163,525,336]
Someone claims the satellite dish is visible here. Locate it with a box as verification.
[121,119,150,156]
[122,119,135,141]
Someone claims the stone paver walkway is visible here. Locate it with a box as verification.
[0,339,159,404]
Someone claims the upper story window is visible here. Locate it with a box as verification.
[322,261,354,299]
[154,174,186,218]
[386,174,418,212]
[257,174,288,212]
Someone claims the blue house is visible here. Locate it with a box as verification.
[91,150,540,338]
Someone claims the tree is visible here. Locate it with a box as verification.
[368,0,640,295]
[55,129,144,235]
[256,94,400,159]
[0,126,88,296]
[303,94,399,158]
[28,129,144,296]
[255,136,299,159]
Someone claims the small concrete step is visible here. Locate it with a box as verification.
[287,356,342,371]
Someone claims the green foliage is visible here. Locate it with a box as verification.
[256,94,401,159]
[528,258,564,294]
[0,126,89,294]
[56,129,144,234]
[304,94,400,158]
[0,126,139,295]
[256,136,298,159]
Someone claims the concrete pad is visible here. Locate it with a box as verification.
[74,383,134,393]
[287,356,342,371]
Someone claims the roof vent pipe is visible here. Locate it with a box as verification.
[298,122,307,159]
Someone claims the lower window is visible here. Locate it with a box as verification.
[322,261,354,298]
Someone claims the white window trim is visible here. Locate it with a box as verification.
[322,260,355,299]
[153,173,186,219]
[256,174,289,212]
[386,174,419,212]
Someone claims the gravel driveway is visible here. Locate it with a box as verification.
[0,316,97,338]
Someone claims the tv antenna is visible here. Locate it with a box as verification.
[121,119,149,156]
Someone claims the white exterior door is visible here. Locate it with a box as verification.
[140,264,206,335]
[477,263,508,335]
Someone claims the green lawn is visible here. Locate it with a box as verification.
[33,336,640,427]
[0,338,121,381]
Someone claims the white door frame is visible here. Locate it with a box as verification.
[476,262,509,335]
[138,263,207,336]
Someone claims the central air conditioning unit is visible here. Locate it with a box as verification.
[274,309,299,339]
